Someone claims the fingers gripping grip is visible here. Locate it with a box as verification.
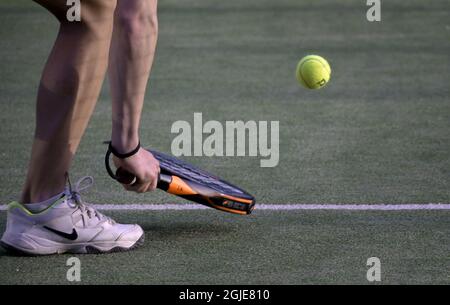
[104,147,172,189]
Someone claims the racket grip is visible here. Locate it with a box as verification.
[157,173,172,190]
[115,167,136,185]
[115,167,172,190]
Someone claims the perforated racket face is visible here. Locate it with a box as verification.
[149,150,254,201]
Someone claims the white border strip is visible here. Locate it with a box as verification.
[1,203,449,211]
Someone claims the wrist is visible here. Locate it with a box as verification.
[108,140,141,159]
[111,114,141,153]
[111,133,140,154]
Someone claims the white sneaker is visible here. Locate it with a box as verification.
[0,176,144,255]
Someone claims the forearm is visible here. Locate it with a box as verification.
[109,0,158,152]
[111,96,144,152]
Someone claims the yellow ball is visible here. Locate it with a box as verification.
[296,55,331,89]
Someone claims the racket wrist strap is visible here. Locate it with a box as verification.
[108,141,141,159]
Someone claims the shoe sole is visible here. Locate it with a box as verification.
[0,234,145,256]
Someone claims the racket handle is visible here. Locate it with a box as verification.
[157,173,172,190]
[115,167,136,185]
[115,167,172,190]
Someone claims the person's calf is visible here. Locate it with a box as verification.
[22,0,118,204]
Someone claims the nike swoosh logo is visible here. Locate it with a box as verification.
[43,226,78,240]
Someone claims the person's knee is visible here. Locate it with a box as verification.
[83,0,117,20]
[34,0,116,25]
[63,0,117,37]
[115,2,158,38]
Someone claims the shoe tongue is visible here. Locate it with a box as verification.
[52,190,78,210]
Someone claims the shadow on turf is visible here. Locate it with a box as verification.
[141,222,235,239]
[0,222,235,257]
[0,247,8,256]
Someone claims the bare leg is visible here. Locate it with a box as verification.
[22,0,117,203]
[109,0,160,193]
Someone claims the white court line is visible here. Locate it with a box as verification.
[1,203,450,211]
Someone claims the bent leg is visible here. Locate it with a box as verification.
[22,0,117,203]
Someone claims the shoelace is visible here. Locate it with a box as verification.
[66,176,114,226]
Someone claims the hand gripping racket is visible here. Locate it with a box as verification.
[105,148,255,215]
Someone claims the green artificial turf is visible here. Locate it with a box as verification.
[0,0,448,284]
[0,210,449,284]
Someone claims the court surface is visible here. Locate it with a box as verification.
[0,0,449,284]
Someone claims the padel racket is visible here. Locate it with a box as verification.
[105,148,255,215]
